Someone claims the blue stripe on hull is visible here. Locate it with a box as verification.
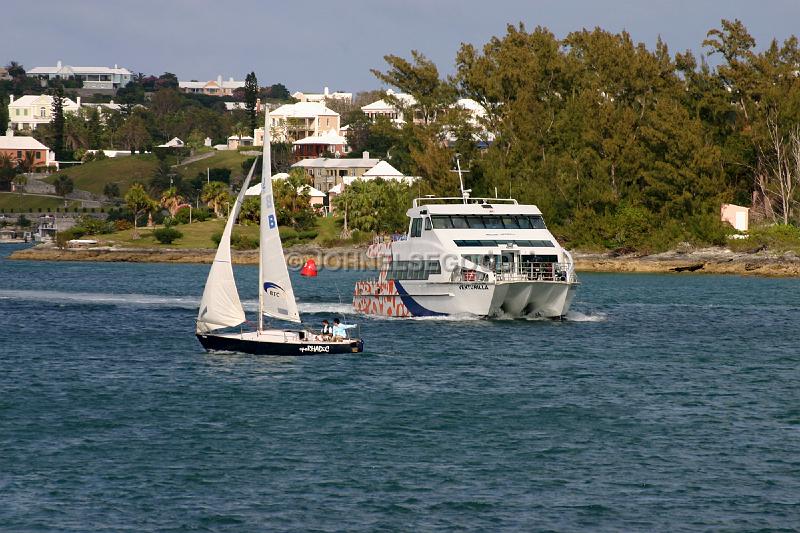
[393,281,448,317]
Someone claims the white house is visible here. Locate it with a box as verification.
[292,130,349,160]
[158,137,184,148]
[8,94,81,130]
[244,175,326,209]
[256,102,340,143]
[179,75,245,96]
[28,61,132,90]
[361,89,417,124]
[292,152,380,193]
[292,87,353,105]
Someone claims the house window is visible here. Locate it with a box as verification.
[40,107,46,117]
[17,150,22,158]
[15,109,20,116]
[36,151,42,159]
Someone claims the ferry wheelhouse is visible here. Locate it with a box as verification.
[354,193,579,319]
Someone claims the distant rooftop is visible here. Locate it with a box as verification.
[272,101,339,118]
[29,60,132,76]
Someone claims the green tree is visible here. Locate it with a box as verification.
[371,50,456,125]
[125,182,157,231]
[119,114,152,152]
[201,180,231,217]
[50,82,66,160]
[103,182,120,199]
[53,175,74,199]
[160,186,184,216]
[244,71,259,134]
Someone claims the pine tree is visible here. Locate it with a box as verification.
[244,71,258,134]
[51,82,66,160]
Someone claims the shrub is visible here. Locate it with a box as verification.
[211,231,259,250]
[55,227,86,249]
[729,224,800,254]
[153,227,183,244]
[114,219,133,231]
[193,208,211,222]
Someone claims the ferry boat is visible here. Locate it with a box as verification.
[353,172,578,319]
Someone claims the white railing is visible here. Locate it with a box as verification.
[453,261,577,283]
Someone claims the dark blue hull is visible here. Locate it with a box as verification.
[196,334,364,356]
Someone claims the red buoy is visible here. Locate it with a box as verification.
[300,258,318,277]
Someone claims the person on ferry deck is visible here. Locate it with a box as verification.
[332,318,355,340]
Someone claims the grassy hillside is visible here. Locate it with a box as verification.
[0,193,80,212]
[47,155,159,196]
[42,151,252,200]
[99,219,259,249]
[175,151,251,182]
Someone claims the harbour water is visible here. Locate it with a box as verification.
[1,243,799,531]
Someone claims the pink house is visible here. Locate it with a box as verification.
[721,204,749,231]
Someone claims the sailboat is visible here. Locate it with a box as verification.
[195,111,364,356]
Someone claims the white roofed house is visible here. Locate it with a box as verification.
[292,87,353,105]
[244,174,326,209]
[28,61,133,90]
[8,94,81,131]
[256,102,340,144]
[0,133,57,170]
[179,76,245,96]
[360,89,418,125]
[292,152,379,193]
[291,130,348,161]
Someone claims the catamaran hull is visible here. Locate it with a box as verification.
[353,279,578,319]
[196,334,364,356]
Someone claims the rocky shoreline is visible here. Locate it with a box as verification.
[8,244,800,277]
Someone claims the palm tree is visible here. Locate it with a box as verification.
[201,181,231,217]
[160,186,184,216]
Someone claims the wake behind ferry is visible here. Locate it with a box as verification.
[353,179,579,319]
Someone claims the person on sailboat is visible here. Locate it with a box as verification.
[321,320,332,340]
[331,318,355,340]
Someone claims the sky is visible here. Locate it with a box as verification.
[7,0,800,93]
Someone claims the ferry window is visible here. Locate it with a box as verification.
[410,218,422,238]
[466,216,485,228]
[501,216,519,229]
[450,216,468,229]
[516,216,533,229]
[431,215,453,229]
[408,261,425,279]
[483,216,502,229]
[424,217,432,231]
[426,260,441,275]
[528,215,546,229]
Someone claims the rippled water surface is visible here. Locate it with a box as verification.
[2,243,800,531]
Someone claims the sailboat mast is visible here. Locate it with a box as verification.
[258,110,272,333]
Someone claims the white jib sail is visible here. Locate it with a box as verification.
[258,111,301,324]
[196,160,258,333]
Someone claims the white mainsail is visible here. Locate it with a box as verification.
[258,111,301,325]
[196,160,258,333]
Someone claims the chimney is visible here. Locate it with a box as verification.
[114,64,118,69]
[229,77,234,82]
[324,86,329,96]
[57,60,62,69]
[363,151,369,160]
[9,94,13,104]
[217,75,223,86]
[76,96,81,107]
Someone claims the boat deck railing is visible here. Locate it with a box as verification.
[413,196,519,207]
[452,261,577,283]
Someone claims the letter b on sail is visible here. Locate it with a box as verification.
[268,214,276,229]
